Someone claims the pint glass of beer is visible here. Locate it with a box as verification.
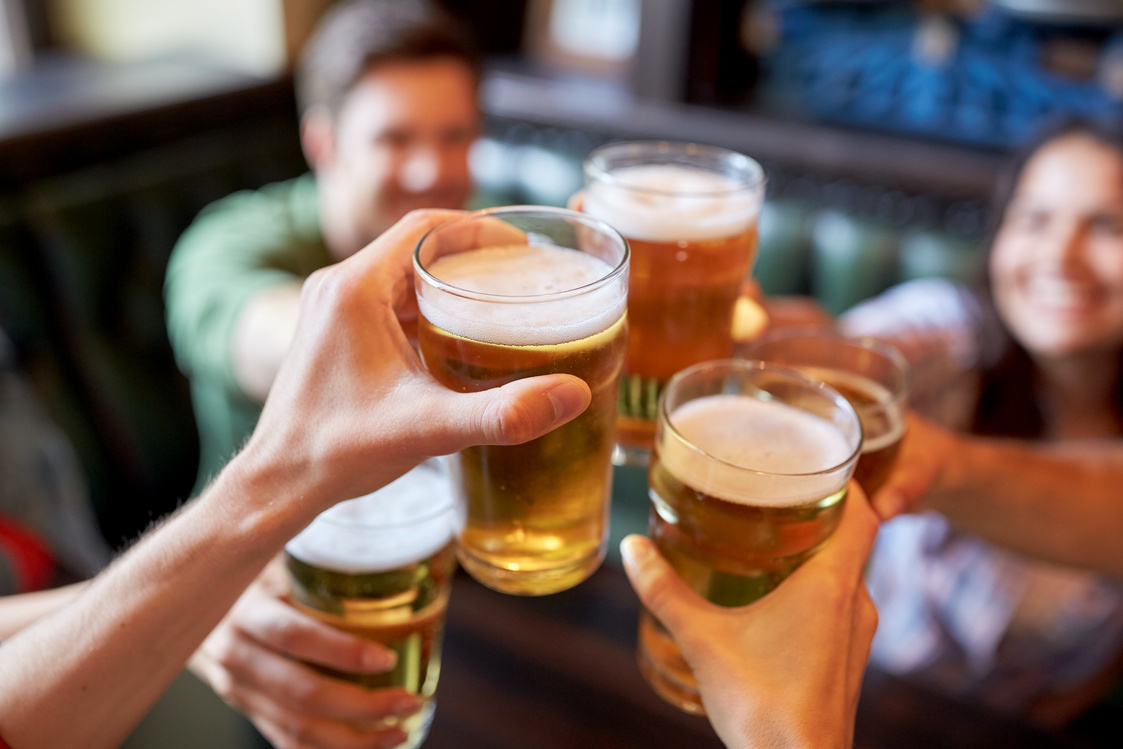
[414,206,629,596]
[583,141,765,463]
[638,360,862,714]
[746,330,911,495]
[285,463,457,748]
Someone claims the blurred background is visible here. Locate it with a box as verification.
[1,1,1122,742]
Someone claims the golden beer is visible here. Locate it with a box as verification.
[637,361,861,714]
[745,332,912,496]
[415,209,629,596]
[284,466,456,747]
[584,144,765,460]
[803,368,906,495]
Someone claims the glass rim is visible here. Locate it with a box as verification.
[413,205,629,304]
[584,140,766,198]
[312,493,457,532]
[658,358,864,479]
[745,326,914,405]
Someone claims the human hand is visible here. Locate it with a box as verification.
[190,557,419,749]
[757,295,833,333]
[621,484,879,749]
[237,209,593,519]
[869,411,959,520]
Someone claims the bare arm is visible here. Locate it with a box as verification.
[0,582,87,641]
[0,561,413,749]
[874,414,1123,578]
[230,281,302,403]
[0,464,305,749]
[0,210,592,749]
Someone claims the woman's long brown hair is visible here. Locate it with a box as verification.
[971,117,1123,439]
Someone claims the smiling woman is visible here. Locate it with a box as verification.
[972,119,1123,440]
[990,131,1123,369]
[839,117,1123,733]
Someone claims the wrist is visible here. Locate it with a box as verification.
[728,709,850,749]
[921,427,974,513]
[205,446,329,555]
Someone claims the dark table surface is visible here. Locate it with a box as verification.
[427,566,1116,749]
[423,465,1119,749]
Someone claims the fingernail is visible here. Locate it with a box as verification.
[546,380,589,423]
[392,694,423,716]
[361,647,396,672]
[619,535,651,569]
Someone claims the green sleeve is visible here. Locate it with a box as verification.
[164,176,329,394]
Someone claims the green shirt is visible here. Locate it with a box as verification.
[165,174,332,494]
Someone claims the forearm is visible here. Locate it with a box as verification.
[722,712,851,749]
[0,582,88,640]
[0,454,322,749]
[928,436,1123,577]
[231,282,302,402]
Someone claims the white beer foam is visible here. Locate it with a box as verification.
[662,394,853,507]
[798,367,906,453]
[286,464,455,574]
[418,244,625,346]
[584,164,760,243]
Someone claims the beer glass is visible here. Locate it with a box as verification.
[638,360,862,714]
[414,206,629,596]
[285,463,457,748]
[583,141,765,463]
[746,330,911,495]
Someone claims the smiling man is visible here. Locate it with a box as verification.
[162,5,482,745]
[166,0,481,493]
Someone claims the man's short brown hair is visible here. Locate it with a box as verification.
[296,0,481,117]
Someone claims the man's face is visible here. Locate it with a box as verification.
[319,57,479,257]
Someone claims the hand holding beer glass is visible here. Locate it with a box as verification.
[583,142,765,463]
[414,207,628,596]
[284,464,457,748]
[746,330,912,495]
[638,360,862,714]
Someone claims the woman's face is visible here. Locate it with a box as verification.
[991,133,1123,359]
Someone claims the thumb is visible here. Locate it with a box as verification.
[447,374,592,448]
[620,535,709,634]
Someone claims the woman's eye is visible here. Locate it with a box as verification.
[1090,214,1123,237]
[1008,208,1049,233]
[377,131,412,149]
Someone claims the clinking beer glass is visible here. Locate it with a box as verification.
[745,329,912,496]
[583,141,766,464]
[638,360,862,714]
[285,463,456,748]
[414,206,629,596]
